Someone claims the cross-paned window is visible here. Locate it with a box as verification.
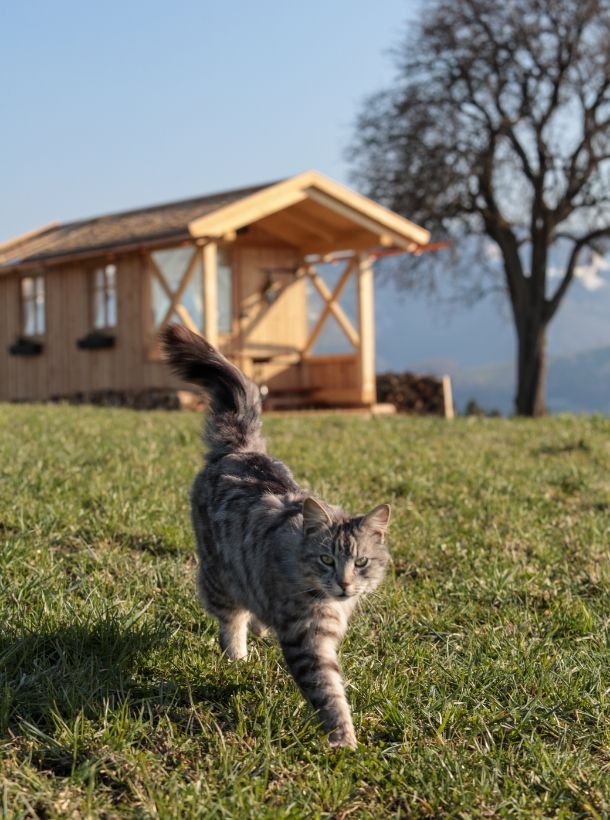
[92,264,117,329]
[150,245,233,335]
[21,275,45,336]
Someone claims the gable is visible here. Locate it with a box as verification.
[0,171,429,273]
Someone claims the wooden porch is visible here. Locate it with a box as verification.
[147,243,379,407]
[143,172,430,408]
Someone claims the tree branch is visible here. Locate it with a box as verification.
[545,227,610,320]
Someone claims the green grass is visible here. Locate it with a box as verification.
[1,406,609,818]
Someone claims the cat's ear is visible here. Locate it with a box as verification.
[302,497,332,536]
[361,504,391,542]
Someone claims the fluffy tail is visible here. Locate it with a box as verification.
[161,324,264,455]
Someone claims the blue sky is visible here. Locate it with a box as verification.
[1,0,417,237]
[2,0,609,396]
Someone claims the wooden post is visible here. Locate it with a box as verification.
[442,375,455,420]
[202,241,218,346]
[356,253,376,406]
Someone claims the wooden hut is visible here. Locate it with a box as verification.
[0,171,429,408]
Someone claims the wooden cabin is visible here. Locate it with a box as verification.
[0,171,429,408]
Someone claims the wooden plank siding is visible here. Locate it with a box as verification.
[0,241,369,406]
[234,246,306,372]
[0,254,180,401]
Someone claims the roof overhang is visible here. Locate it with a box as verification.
[0,171,430,274]
[188,170,430,253]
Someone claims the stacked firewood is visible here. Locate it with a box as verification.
[47,389,187,410]
[376,372,448,416]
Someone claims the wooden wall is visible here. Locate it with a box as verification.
[231,245,305,375]
[0,242,367,405]
[0,252,176,402]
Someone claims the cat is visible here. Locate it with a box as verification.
[161,324,391,748]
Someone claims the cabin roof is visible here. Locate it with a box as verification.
[0,181,272,271]
[0,171,429,272]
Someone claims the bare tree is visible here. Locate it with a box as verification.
[349,0,610,416]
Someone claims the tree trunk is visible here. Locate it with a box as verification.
[515,319,547,417]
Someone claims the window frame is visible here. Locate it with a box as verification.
[20,274,46,338]
[217,244,235,338]
[90,262,118,330]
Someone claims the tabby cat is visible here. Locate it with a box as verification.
[162,324,391,748]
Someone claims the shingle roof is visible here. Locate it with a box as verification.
[0,181,275,271]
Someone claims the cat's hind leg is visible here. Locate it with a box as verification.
[218,610,250,660]
[197,565,249,660]
[249,614,269,638]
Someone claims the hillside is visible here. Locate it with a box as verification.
[373,268,610,415]
[1,406,609,816]
[452,345,610,415]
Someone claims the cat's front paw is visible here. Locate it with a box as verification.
[225,650,248,661]
[328,727,357,749]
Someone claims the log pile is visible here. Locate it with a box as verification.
[44,389,205,411]
[376,372,450,416]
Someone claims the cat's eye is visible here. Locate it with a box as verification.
[355,557,368,568]
[320,554,335,566]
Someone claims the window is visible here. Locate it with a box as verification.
[150,245,233,335]
[151,247,201,330]
[92,264,117,329]
[21,275,45,336]
[305,259,358,355]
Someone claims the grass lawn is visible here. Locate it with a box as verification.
[1,406,609,818]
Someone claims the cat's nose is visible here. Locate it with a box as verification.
[339,580,349,591]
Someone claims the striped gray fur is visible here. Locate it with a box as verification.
[162,324,391,749]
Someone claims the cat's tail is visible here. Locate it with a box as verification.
[161,324,264,455]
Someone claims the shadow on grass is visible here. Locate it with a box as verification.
[0,617,240,742]
[59,528,187,556]
[111,531,187,556]
[536,438,590,456]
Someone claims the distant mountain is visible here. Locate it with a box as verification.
[451,346,610,415]
[450,361,514,415]
[373,262,610,415]
[545,345,610,414]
